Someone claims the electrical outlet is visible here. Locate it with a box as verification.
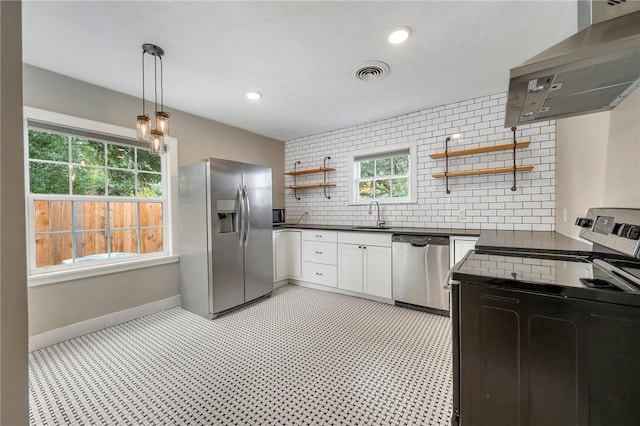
[458,208,466,220]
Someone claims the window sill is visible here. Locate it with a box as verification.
[27,254,180,287]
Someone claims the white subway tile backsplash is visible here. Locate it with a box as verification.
[284,91,555,231]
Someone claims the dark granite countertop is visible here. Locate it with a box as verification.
[274,224,595,255]
[475,230,593,255]
[273,223,480,237]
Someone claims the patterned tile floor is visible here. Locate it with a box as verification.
[29,285,452,425]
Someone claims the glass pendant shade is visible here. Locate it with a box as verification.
[155,111,170,135]
[138,43,170,155]
[149,129,164,155]
[136,115,151,140]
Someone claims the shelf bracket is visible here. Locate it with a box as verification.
[323,156,331,199]
[445,136,451,194]
[511,127,517,192]
[293,161,301,200]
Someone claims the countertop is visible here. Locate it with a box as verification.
[274,224,593,254]
[273,223,480,237]
[475,230,593,255]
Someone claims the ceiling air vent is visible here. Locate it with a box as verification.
[351,61,389,82]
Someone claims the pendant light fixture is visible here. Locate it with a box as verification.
[136,43,170,155]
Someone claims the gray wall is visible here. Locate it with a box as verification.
[556,89,640,239]
[1,2,29,423]
[23,65,285,336]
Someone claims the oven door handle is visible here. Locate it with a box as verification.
[444,258,466,290]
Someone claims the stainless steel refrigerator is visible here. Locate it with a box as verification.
[178,158,273,318]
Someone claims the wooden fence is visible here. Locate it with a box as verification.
[34,200,163,267]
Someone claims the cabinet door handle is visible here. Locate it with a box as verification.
[358,245,362,249]
[315,272,323,276]
[315,251,323,254]
[363,246,367,249]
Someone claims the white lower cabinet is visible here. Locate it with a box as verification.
[337,244,363,292]
[273,230,301,281]
[450,236,478,267]
[337,232,392,299]
[301,230,338,287]
[364,245,392,298]
[302,262,337,287]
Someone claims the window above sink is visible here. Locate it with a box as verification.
[348,142,417,205]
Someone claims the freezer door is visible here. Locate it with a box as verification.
[178,162,213,318]
[242,163,274,302]
[209,158,245,314]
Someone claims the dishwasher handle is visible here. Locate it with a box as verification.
[392,234,449,246]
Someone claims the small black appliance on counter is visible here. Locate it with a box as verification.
[272,208,285,225]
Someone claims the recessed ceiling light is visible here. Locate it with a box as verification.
[246,91,262,100]
[388,26,412,44]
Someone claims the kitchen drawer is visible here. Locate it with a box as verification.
[303,241,337,265]
[338,231,391,247]
[302,230,338,243]
[302,262,337,287]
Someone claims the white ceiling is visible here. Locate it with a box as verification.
[22,1,577,142]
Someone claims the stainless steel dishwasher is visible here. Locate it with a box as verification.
[392,235,450,314]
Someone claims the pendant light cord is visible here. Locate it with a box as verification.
[160,56,164,112]
[141,49,146,116]
[154,55,158,124]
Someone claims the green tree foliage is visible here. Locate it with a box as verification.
[357,154,410,200]
[29,130,68,161]
[28,130,162,197]
[30,162,69,194]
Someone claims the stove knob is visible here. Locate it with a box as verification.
[575,217,593,228]
[613,223,623,235]
[618,224,632,237]
[626,225,640,240]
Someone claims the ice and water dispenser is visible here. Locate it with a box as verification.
[216,199,238,233]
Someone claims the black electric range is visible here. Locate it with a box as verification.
[454,250,640,307]
[450,208,640,426]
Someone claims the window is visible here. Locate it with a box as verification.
[25,117,170,274]
[350,143,417,204]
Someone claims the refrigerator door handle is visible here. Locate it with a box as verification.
[243,185,251,246]
[238,185,245,247]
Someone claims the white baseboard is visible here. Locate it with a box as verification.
[29,295,182,351]
[273,278,290,289]
[290,280,394,305]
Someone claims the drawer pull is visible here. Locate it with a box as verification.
[315,251,323,254]
[315,235,323,238]
[315,272,323,276]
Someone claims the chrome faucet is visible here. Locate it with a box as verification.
[296,211,309,224]
[368,201,385,228]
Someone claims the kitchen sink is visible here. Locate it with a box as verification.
[354,226,392,230]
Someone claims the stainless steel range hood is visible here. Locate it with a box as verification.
[505,1,640,127]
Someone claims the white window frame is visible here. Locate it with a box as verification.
[348,142,417,205]
[24,107,179,286]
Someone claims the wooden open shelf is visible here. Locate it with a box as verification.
[432,166,534,179]
[429,141,530,159]
[286,183,336,190]
[286,157,335,199]
[284,167,335,176]
[432,127,532,193]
